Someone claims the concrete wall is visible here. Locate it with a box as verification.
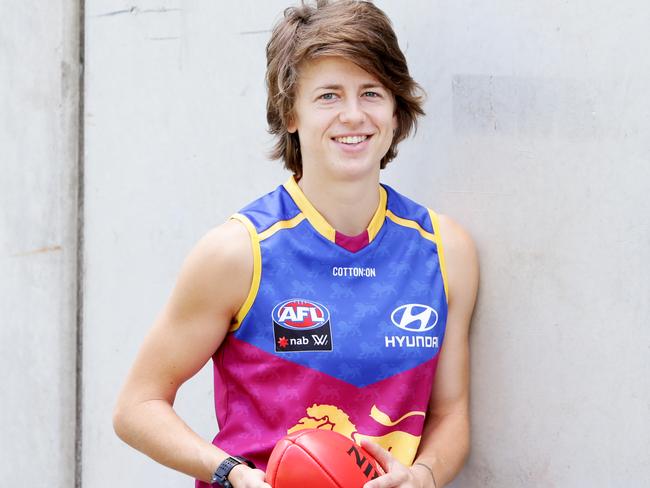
[394,3,650,486]
[82,2,288,486]
[3,1,649,487]
[0,1,80,486]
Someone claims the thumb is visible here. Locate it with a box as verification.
[360,439,391,473]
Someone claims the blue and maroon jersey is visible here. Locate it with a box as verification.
[197,177,449,486]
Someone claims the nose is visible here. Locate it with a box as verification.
[338,98,366,126]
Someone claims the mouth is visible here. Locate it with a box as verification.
[332,134,372,146]
[334,135,368,144]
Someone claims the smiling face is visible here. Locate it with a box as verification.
[287,57,398,182]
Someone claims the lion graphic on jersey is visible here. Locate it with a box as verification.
[288,404,425,466]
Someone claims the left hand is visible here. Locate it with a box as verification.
[361,440,426,488]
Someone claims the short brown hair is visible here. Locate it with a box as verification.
[266,0,425,177]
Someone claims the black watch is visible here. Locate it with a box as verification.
[210,456,255,488]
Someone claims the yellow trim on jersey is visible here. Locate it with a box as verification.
[367,186,388,241]
[229,213,262,332]
[283,177,336,241]
[428,209,449,303]
[258,214,306,241]
[283,176,388,244]
[386,210,438,245]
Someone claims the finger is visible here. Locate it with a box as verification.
[360,439,394,471]
[363,470,408,488]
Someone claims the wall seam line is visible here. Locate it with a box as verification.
[75,0,85,486]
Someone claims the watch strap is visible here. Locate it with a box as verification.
[210,456,255,487]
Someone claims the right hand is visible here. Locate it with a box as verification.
[229,465,272,488]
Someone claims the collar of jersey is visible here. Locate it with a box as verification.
[283,176,387,245]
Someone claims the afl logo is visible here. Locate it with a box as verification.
[391,304,438,332]
[272,299,330,330]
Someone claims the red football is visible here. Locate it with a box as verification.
[266,429,383,488]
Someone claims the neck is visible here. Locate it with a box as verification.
[298,172,380,236]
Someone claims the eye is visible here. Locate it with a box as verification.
[319,92,338,101]
[362,91,381,98]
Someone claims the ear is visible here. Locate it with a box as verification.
[287,115,297,134]
[392,113,398,134]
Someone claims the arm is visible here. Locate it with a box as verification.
[410,214,479,486]
[363,215,479,488]
[113,220,269,487]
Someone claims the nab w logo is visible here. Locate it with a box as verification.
[272,298,333,352]
[312,334,329,346]
[390,304,438,332]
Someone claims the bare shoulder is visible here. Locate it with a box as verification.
[172,219,253,320]
[191,218,251,264]
[188,219,252,276]
[437,214,478,262]
[437,214,479,307]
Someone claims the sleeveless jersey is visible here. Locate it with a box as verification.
[196,177,448,487]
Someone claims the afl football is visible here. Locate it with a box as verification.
[266,429,382,488]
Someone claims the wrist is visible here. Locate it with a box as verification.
[227,464,253,487]
[410,465,428,488]
[411,462,437,488]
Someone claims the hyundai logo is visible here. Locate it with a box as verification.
[390,304,438,332]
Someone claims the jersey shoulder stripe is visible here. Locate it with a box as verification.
[383,184,434,234]
[237,184,301,234]
[229,213,262,331]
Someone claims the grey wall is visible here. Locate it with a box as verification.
[82,2,289,486]
[0,1,80,487]
[398,3,650,486]
[2,1,649,487]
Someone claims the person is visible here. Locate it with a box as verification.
[113,1,479,487]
